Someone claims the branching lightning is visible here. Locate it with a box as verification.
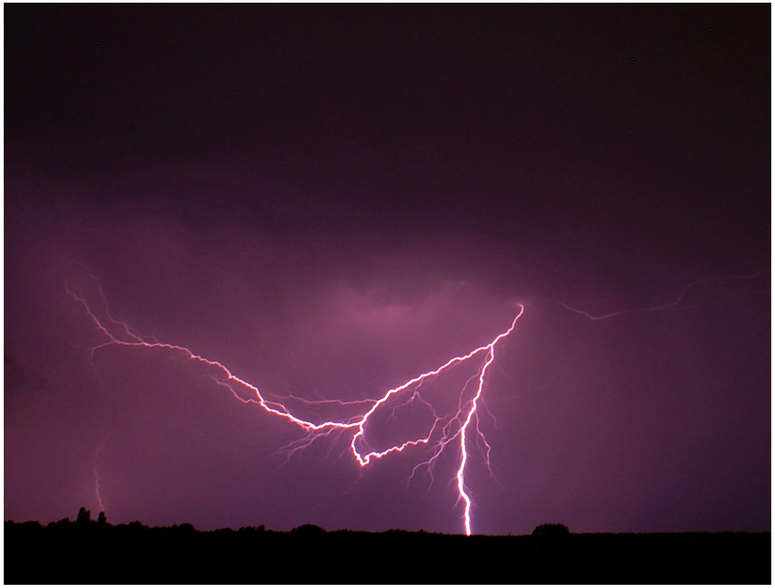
[66,270,524,535]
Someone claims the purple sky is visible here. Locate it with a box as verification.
[5,4,770,535]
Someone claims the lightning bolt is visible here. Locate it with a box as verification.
[66,269,524,535]
[92,433,110,513]
[557,270,769,320]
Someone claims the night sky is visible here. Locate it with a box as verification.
[5,4,770,535]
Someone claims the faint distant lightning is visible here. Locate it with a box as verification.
[558,270,769,320]
[66,269,524,535]
[92,434,110,513]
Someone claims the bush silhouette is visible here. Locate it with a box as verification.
[532,523,569,536]
[291,524,325,535]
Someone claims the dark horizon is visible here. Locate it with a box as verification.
[5,515,771,584]
[7,505,773,535]
[5,4,770,536]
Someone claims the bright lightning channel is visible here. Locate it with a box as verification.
[66,273,524,536]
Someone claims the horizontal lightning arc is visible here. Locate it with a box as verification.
[66,273,525,535]
[557,270,769,320]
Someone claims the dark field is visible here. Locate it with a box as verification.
[5,519,770,584]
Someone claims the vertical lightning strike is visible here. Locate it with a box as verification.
[456,308,523,535]
[66,270,525,535]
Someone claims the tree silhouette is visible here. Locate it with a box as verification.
[98,511,107,525]
[76,507,92,524]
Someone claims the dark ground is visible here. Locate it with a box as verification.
[5,518,770,584]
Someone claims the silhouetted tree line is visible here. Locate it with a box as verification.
[75,506,108,525]
[4,508,770,584]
